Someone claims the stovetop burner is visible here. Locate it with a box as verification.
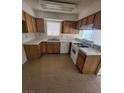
[74,43,89,48]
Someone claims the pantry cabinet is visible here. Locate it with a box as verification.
[46,42,60,53]
[76,50,101,74]
[24,45,41,60]
[36,18,45,32]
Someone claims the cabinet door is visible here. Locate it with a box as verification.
[77,20,82,29]
[62,21,78,34]
[22,11,25,21]
[40,42,46,54]
[87,14,95,25]
[46,42,60,53]
[76,51,86,72]
[62,21,70,33]
[81,18,87,26]
[31,17,37,32]
[24,45,41,60]
[36,18,45,32]
[93,11,101,29]
[25,13,34,32]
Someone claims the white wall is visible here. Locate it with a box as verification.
[90,30,101,45]
[22,0,36,17]
[35,11,78,21]
[78,0,101,19]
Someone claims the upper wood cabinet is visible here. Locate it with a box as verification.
[36,18,45,32]
[86,14,95,25]
[31,17,37,32]
[77,11,101,30]
[22,11,37,33]
[81,17,87,26]
[61,21,79,34]
[22,11,26,21]
[25,13,34,32]
[93,11,101,29]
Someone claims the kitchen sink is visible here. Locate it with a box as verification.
[48,39,60,41]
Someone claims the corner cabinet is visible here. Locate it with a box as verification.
[24,45,41,60]
[76,50,101,74]
[24,12,37,32]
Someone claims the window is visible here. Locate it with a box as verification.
[46,20,61,36]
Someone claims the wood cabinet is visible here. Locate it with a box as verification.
[23,11,37,33]
[24,45,41,60]
[46,42,60,53]
[31,17,37,32]
[61,21,78,34]
[25,13,34,32]
[77,11,101,30]
[76,51,86,71]
[36,18,45,32]
[76,50,101,74]
[93,11,101,29]
[81,17,87,26]
[77,20,82,29]
[86,14,95,25]
[40,42,46,54]
[22,11,25,21]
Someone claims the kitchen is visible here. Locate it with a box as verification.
[22,0,101,93]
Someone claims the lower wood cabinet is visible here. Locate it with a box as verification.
[40,42,46,54]
[24,45,41,60]
[46,42,60,53]
[76,50,101,74]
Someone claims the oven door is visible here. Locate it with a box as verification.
[71,44,79,64]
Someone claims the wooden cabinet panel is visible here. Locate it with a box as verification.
[31,17,37,32]
[82,55,101,74]
[76,50,101,74]
[25,13,34,32]
[93,11,101,29]
[22,11,25,21]
[24,45,41,60]
[77,20,82,29]
[81,18,87,26]
[36,18,45,32]
[46,42,60,53]
[87,14,95,25]
[76,51,86,72]
[62,21,78,34]
[40,42,46,54]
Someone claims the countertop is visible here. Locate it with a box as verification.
[23,38,80,45]
[79,47,101,55]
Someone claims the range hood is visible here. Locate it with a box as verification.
[80,24,97,30]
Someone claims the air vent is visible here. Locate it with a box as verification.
[39,0,76,12]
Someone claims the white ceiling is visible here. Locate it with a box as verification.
[23,0,100,14]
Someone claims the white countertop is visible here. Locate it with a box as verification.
[79,47,101,55]
[22,38,80,45]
